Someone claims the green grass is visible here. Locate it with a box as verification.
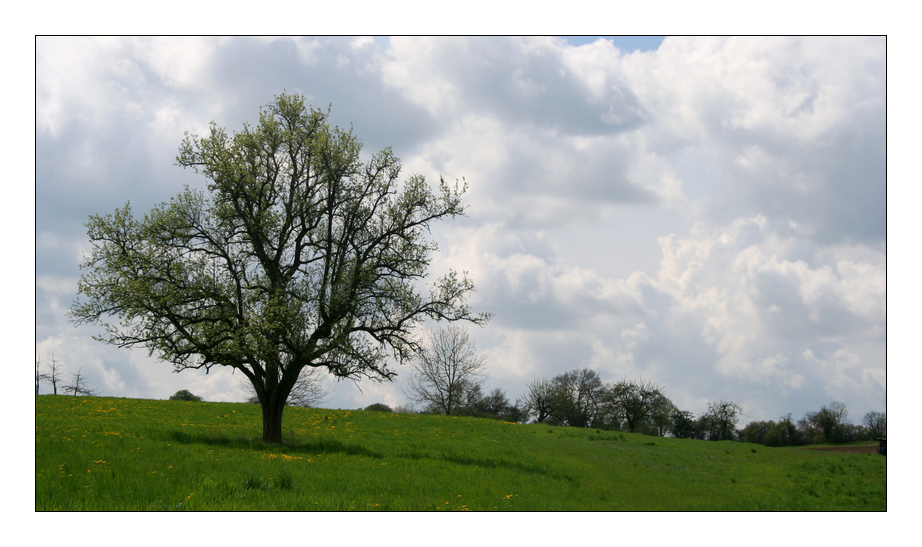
[35,395,886,511]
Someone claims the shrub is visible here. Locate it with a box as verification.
[392,404,416,414]
[364,403,393,413]
[169,390,204,402]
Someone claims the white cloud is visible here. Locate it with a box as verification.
[36,36,886,423]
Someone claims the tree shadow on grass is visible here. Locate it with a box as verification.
[400,451,575,483]
[167,430,574,482]
[167,430,384,459]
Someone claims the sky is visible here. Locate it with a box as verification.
[35,36,887,426]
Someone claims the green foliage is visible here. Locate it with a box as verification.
[599,378,669,434]
[797,402,859,445]
[35,395,886,511]
[671,408,725,441]
[69,93,488,444]
[364,403,393,413]
[458,388,525,423]
[699,400,743,441]
[543,369,604,428]
[741,415,805,447]
[169,390,204,402]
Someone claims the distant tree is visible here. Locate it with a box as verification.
[741,414,805,447]
[169,389,204,402]
[647,393,678,436]
[507,399,527,424]
[477,388,508,415]
[392,403,416,414]
[752,415,800,446]
[671,410,700,439]
[799,401,854,444]
[522,376,556,423]
[404,325,487,415]
[601,378,667,433]
[546,369,604,428]
[243,367,329,408]
[36,352,45,395]
[819,401,853,443]
[696,413,715,440]
[38,353,64,395]
[769,414,804,446]
[62,368,99,397]
[797,410,824,443]
[863,411,886,439]
[700,400,742,441]
[364,403,393,412]
[466,388,524,422]
[740,420,773,444]
[456,382,487,415]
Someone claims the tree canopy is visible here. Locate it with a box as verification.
[70,93,488,444]
[169,390,204,402]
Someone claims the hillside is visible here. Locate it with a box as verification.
[35,396,886,511]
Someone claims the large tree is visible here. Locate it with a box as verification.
[70,93,488,444]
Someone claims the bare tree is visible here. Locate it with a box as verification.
[242,367,330,408]
[62,368,99,397]
[523,376,555,423]
[37,353,64,395]
[404,325,486,415]
[392,403,416,414]
[36,351,45,395]
[863,411,886,438]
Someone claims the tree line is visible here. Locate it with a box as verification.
[35,352,99,397]
[396,327,885,446]
[739,403,887,446]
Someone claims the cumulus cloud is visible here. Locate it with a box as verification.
[627,36,886,243]
[36,36,885,422]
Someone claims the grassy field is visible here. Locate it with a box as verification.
[35,395,886,511]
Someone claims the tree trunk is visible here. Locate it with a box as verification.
[261,400,286,445]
